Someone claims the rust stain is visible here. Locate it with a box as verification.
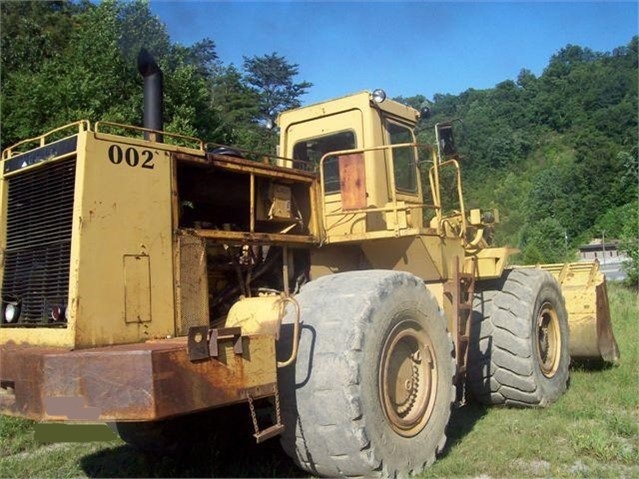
[1,336,276,422]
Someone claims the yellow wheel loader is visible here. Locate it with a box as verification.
[0,51,619,477]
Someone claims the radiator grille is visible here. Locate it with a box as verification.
[2,158,76,326]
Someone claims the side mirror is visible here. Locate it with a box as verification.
[419,105,431,119]
[436,122,457,157]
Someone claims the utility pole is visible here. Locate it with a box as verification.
[602,230,606,266]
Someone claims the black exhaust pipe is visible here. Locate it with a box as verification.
[137,48,163,142]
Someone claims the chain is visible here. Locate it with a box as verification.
[247,395,260,436]
[274,389,282,425]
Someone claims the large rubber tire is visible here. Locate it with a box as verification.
[277,270,455,477]
[467,268,570,407]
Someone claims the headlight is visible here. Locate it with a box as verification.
[51,306,63,322]
[372,89,387,104]
[4,303,20,323]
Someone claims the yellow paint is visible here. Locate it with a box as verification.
[535,261,620,362]
[71,133,176,347]
[225,296,283,337]
[278,92,425,244]
[474,247,518,280]
[0,127,205,349]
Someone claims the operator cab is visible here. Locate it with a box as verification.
[278,90,430,242]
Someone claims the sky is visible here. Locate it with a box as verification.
[149,1,638,105]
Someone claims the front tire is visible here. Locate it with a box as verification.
[278,270,455,477]
[468,268,570,407]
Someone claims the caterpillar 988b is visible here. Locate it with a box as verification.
[0,52,619,477]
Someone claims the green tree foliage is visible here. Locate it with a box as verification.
[519,218,570,264]
[619,209,639,288]
[209,65,261,145]
[0,0,81,76]
[1,0,234,148]
[0,0,312,153]
[422,36,638,264]
[243,53,312,126]
[0,0,635,272]
[594,203,637,240]
[236,53,313,151]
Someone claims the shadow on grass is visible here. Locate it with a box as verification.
[79,398,490,477]
[438,399,489,458]
[571,358,619,372]
[79,405,305,478]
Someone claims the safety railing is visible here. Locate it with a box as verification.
[95,121,205,151]
[428,158,468,239]
[1,121,90,161]
[317,142,440,239]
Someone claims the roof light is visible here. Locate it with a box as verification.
[372,89,387,104]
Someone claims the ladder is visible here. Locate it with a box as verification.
[444,256,476,403]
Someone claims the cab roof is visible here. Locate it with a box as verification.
[277,90,421,130]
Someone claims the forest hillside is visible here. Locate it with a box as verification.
[1,1,637,281]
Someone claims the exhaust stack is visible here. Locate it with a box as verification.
[137,48,163,142]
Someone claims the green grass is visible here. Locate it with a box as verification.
[1,284,637,478]
[426,283,639,478]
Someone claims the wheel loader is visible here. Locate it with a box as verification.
[0,51,619,477]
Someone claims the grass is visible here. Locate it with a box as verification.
[1,284,637,478]
[427,282,639,478]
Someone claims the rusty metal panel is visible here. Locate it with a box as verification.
[0,344,60,420]
[176,235,209,335]
[0,335,277,422]
[338,153,366,210]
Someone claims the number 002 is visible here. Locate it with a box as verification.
[108,144,154,170]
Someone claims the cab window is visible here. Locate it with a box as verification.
[387,121,417,194]
[293,131,356,194]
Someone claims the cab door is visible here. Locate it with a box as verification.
[382,117,423,230]
[284,109,367,239]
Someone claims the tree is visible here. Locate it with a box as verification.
[209,65,261,146]
[619,207,638,288]
[0,0,222,148]
[594,203,637,240]
[243,53,312,126]
[519,218,570,264]
[0,0,82,78]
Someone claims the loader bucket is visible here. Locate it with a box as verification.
[537,261,620,364]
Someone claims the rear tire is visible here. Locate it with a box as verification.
[277,270,455,477]
[467,268,570,407]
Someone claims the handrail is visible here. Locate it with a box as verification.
[429,158,468,238]
[322,202,437,218]
[95,121,205,151]
[1,121,90,161]
[317,142,436,237]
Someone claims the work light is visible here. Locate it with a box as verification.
[372,89,387,103]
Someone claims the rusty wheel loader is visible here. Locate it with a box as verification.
[0,52,619,477]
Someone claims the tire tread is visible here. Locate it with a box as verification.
[468,268,569,407]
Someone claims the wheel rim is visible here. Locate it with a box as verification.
[535,301,561,377]
[379,319,437,437]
